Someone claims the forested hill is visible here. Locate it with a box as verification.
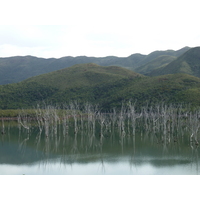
[147,47,200,77]
[0,47,190,85]
[0,63,143,109]
[22,63,143,89]
[1,63,200,110]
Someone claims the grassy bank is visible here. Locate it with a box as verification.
[0,109,35,118]
[0,108,81,119]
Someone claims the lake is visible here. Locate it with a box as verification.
[1,117,199,175]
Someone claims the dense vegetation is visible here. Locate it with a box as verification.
[1,62,200,111]
[0,63,142,109]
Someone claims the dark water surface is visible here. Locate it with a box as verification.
[0,120,199,175]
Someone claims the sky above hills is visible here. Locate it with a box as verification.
[0,0,199,58]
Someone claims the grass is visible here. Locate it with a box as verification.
[0,109,35,118]
[0,108,85,118]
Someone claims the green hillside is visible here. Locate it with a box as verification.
[23,63,143,89]
[96,73,200,109]
[148,47,200,77]
[0,47,190,85]
[135,46,190,67]
[135,55,176,75]
[1,63,200,110]
[0,63,143,109]
[0,56,56,84]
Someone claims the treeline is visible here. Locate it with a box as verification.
[1,74,200,111]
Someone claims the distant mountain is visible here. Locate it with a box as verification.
[0,56,57,85]
[135,46,190,67]
[134,46,191,74]
[0,47,190,85]
[148,47,200,77]
[135,55,176,75]
[1,63,200,110]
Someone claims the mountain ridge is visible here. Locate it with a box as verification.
[147,46,200,77]
[0,46,190,85]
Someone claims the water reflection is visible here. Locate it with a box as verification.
[0,120,200,175]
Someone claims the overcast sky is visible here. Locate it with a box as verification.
[0,0,199,58]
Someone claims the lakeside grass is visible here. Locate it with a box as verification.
[0,109,35,118]
[0,109,82,118]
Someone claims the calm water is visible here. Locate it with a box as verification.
[0,120,199,175]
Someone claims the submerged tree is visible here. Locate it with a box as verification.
[16,101,200,148]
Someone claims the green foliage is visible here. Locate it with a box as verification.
[22,63,143,89]
[0,81,58,109]
[1,62,200,112]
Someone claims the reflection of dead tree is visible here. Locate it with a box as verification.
[71,134,78,154]
[97,112,106,138]
[99,153,105,174]
[34,104,44,135]
[35,133,42,151]
[44,136,50,155]
[1,118,5,134]
[98,134,105,174]
[88,134,96,149]
[17,109,30,132]
[53,135,60,153]
[190,143,199,174]
[13,102,200,158]
[19,134,30,151]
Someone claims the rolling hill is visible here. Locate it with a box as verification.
[0,63,143,109]
[22,63,143,89]
[134,46,190,68]
[0,47,190,85]
[148,47,200,77]
[134,55,176,75]
[1,63,200,110]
